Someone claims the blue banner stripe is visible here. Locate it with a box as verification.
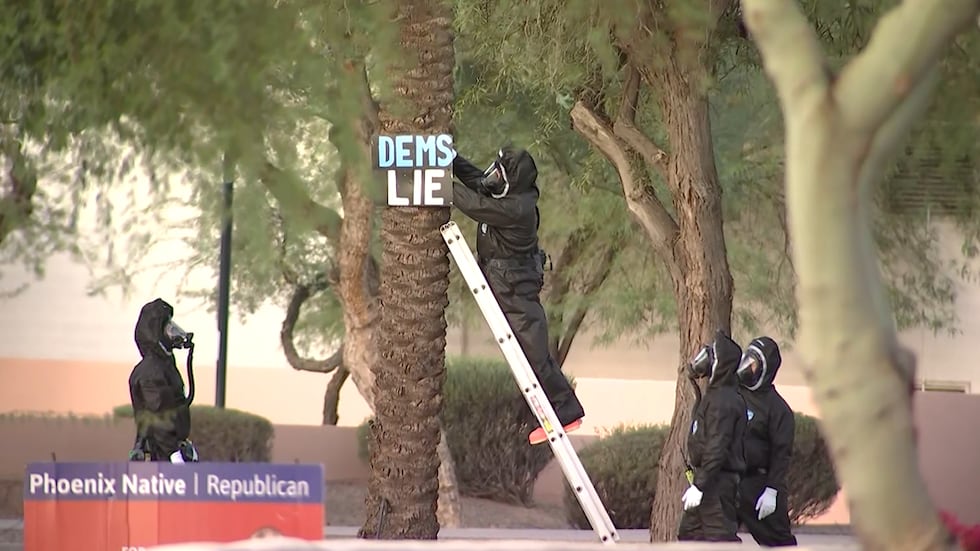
[24,462,324,504]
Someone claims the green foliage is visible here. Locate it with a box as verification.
[0,410,116,425]
[357,356,566,505]
[443,356,571,505]
[113,404,274,462]
[786,414,842,523]
[2,0,975,417]
[455,0,979,343]
[564,415,839,529]
[563,424,667,530]
[0,0,396,330]
[452,50,685,348]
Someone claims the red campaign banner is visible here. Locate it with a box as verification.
[23,462,324,551]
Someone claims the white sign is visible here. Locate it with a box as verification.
[373,134,455,207]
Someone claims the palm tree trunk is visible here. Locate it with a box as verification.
[359,0,457,540]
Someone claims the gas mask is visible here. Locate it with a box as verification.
[478,151,510,198]
[737,345,767,391]
[686,344,717,382]
[162,319,194,351]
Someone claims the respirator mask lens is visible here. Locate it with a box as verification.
[687,345,714,379]
[479,154,511,198]
[737,347,766,389]
[164,320,193,349]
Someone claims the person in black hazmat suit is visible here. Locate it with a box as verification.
[678,329,748,542]
[450,146,585,445]
[128,298,198,462]
[735,336,799,546]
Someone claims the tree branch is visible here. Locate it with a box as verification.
[570,101,681,278]
[555,305,587,368]
[280,280,344,374]
[855,67,941,377]
[260,161,343,246]
[554,241,617,366]
[833,0,980,134]
[545,228,591,363]
[322,365,350,425]
[740,0,832,117]
[612,64,670,183]
[333,60,381,331]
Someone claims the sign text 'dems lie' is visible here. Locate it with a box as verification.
[373,134,454,207]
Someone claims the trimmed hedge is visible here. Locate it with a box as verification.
[786,413,841,522]
[564,413,840,529]
[565,424,668,530]
[112,404,274,462]
[358,356,568,506]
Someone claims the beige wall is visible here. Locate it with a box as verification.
[0,358,823,433]
[0,221,978,395]
[2,390,979,526]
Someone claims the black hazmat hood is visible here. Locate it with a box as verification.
[746,336,782,389]
[709,329,743,389]
[134,298,174,358]
[497,146,538,195]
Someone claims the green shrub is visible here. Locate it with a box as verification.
[357,356,569,506]
[0,410,116,424]
[112,404,274,462]
[564,413,840,529]
[786,413,841,523]
[563,424,667,531]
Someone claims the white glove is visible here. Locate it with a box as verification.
[681,485,703,511]
[756,487,778,520]
[169,450,186,464]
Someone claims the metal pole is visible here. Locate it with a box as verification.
[215,154,234,408]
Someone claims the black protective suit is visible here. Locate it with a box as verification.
[678,331,747,542]
[737,336,798,546]
[450,148,585,426]
[128,298,191,461]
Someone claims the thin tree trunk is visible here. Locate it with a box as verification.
[743,0,978,549]
[570,56,733,542]
[647,58,734,543]
[544,228,618,368]
[360,0,457,539]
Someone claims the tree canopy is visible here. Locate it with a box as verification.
[1,0,976,358]
[453,0,979,341]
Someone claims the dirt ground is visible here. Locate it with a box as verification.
[325,481,571,529]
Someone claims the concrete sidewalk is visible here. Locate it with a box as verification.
[0,521,858,550]
[334,527,856,546]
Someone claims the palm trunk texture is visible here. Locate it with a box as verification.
[358,0,457,540]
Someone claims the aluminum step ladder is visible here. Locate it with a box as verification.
[440,221,619,545]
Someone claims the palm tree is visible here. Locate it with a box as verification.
[359,0,457,539]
